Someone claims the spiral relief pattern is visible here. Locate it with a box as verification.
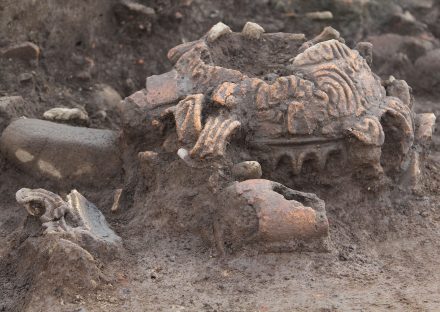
[293,40,370,118]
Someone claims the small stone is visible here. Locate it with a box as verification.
[139,150,159,164]
[232,161,262,181]
[111,189,123,212]
[170,305,186,312]
[177,148,189,161]
[108,296,118,304]
[175,11,183,19]
[147,268,159,280]
[177,148,205,168]
[242,22,265,39]
[114,0,155,19]
[18,72,33,83]
[415,113,436,144]
[385,78,412,107]
[43,107,89,123]
[72,55,95,81]
[92,84,123,111]
[420,210,430,217]
[206,22,232,43]
[1,42,40,62]
[0,96,33,132]
[114,0,155,33]
[305,11,333,20]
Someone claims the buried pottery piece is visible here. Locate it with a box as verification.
[16,187,121,258]
[216,179,329,252]
[3,24,436,255]
[123,23,435,252]
[131,24,435,180]
[13,188,121,298]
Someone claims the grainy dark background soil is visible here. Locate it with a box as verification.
[1,0,440,311]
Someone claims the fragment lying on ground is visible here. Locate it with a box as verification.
[216,179,329,252]
[0,118,121,185]
[13,188,121,299]
[16,188,122,258]
[0,41,40,62]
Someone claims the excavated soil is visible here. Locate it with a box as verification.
[1,0,440,311]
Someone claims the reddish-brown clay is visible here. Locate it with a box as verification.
[124,23,436,251]
[216,179,328,250]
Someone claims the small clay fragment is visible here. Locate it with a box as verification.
[113,0,156,33]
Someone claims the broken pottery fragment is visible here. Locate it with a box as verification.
[113,0,156,34]
[92,83,123,112]
[216,179,328,250]
[145,70,184,108]
[16,188,121,258]
[0,119,121,185]
[13,188,120,298]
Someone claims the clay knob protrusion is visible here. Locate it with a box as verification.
[299,26,341,52]
[206,22,232,43]
[241,22,265,40]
